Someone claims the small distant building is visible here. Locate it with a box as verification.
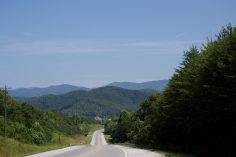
[94,116,103,122]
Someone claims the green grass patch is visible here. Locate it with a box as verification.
[0,134,90,157]
[0,124,103,157]
[104,135,112,143]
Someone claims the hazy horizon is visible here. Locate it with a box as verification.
[8,78,169,89]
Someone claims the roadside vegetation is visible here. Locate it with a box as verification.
[0,133,86,157]
[0,89,102,157]
[105,25,236,157]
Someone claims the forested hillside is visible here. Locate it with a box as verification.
[105,25,236,157]
[9,84,89,97]
[108,79,168,91]
[0,88,96,146]
[17,86,155,117]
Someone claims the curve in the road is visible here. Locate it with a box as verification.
[26,129,164,157]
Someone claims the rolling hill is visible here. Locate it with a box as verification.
[16,86,155,117]
[9,84,89,97]
[107,79,168,91]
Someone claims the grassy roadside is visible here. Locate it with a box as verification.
[104,135,198,157]
[0,124,102,157]
[104,135,112,143]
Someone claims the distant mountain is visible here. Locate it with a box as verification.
[107,79,169,91]
[16,86,156,117]
[9,84,89,97]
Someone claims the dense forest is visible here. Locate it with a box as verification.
[0,89,96,145]
[16,86,155,117]
[105,25,236,157]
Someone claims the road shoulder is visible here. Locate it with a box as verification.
[114,145,165,157]
[25,145,85,157]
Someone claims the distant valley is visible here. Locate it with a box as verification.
[9,79,168,98]
[16,86,156,117]
[12,80,168,117]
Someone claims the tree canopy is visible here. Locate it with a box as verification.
[105,25,236,157]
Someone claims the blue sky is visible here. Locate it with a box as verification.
[0,0,235,88]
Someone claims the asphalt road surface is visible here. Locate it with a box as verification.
[26,130,164,157]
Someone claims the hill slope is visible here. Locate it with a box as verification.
[17,86,155,117]
[108,80,168,91]
[0,88,96,146]
[9,84,89,97]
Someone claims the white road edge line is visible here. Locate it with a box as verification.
[90,130,97,146]
[116,147,128,157]
[123,149,128,157]
[101,132,107,145]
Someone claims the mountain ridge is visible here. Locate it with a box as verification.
[16,86,156,117]
[9,84,89,97]
[107,79,168,91]
[9,80,168,98]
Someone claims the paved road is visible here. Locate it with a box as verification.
[26,130,164,157]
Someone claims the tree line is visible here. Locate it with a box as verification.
[0,89,97,145]
[105,25,236,157]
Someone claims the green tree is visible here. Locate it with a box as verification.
[107,25,236,157]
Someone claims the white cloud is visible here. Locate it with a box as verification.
[120,40,203,54]
[0,39,203,56]
[0,40,114,56]
[122,40,202,48]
